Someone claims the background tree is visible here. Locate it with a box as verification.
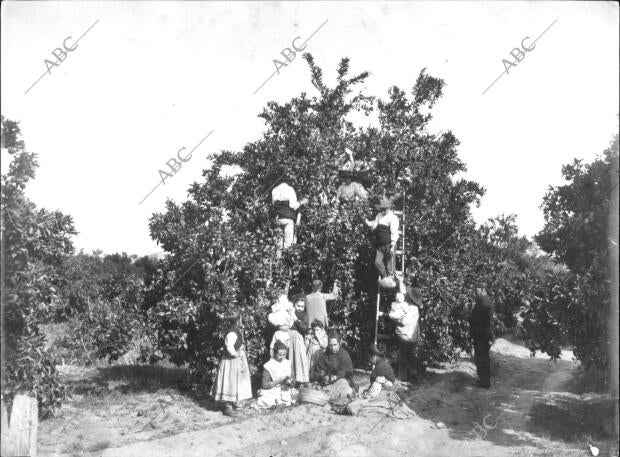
[53,251,156,319]
[531,134,619,372]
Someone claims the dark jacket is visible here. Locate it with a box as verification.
[294,310,309,336]
[316,347,353,379]
[370,358,396,383]
[375,224,391,247]
[469,295,493,342]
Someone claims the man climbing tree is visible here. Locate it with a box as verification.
[271,172,307,251]
[365,198,399,284]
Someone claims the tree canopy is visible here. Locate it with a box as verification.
[146,55,529,386]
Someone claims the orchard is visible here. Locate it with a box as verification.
[1,55,617,416]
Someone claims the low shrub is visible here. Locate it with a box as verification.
[70,298,146,363]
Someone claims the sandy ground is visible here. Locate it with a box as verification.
[38,338,619,457]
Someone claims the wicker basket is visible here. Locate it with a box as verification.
[298,389,330,406]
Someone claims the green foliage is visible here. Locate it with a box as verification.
[46,251,160,363]
[526,134,619,371]
[517,270,572,360]
[2,333,66,418]
[537,136,618,274]
[145,55,520,385]
[70,298,149,362]
[52,251,156,320]
[144,55,603,388]
[1,115,75,417]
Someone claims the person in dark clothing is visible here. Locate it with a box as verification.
[469,287,493,388]
[362,344,396,398]
[314,331,354,384]
[315,331,354,401]
[369,344,396,384]
[292,293,309,337]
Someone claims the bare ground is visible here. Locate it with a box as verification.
[39,338,619,457]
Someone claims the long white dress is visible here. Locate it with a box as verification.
[211,331,253,403]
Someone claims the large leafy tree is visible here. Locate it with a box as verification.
[532,134,619,371]
[147,56,531,386]
[1,115,77,416]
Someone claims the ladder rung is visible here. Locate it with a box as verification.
[377,333,397,340]
[394,250,404,255]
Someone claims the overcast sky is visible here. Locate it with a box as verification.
[1,1,618,256]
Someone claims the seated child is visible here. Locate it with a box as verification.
[362,344,396,399]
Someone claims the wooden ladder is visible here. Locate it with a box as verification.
[373,193,406,346]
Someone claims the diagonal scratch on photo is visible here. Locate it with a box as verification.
[482,18,559,96]
[1,2,618,457]
[24,19,100,96]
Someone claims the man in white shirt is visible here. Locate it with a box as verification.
[365,198,399,280]
[271,175,306,250]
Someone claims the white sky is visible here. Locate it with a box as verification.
[1,1,618,256]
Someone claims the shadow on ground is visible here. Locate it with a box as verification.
[400,345,618,452]
[61,363,222,413]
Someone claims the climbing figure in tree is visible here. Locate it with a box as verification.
[365,198,399,287]
[271,172,307,252]
[337,171,369,203]
[337,147,370,203]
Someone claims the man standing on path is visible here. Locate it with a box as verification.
[469,287,494,388]
[365,198,399,283]
[304,279,339,328]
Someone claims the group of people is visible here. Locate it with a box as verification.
[209,278,354,417]
[209,281,494,417]
[209,276,422,416]
[271,168,401,289]
[211,148,494,416]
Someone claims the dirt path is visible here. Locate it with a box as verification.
[41,338,618,457]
